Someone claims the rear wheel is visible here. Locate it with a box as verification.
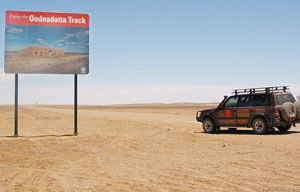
[202,118,217,133]
[277,125,291,132]
[252,117,268,134]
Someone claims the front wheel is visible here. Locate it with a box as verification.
[277,125,291,132]
[252,117,268,134]
[202,118,217,133]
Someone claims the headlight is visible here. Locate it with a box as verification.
[197,111,201,117]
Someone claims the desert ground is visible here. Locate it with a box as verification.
[0,103,299,191]
[5,51,88,74]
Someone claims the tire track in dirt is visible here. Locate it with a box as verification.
[0,164,114,183]
[28,105,197,125]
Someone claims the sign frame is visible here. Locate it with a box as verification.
[5,10,89,74]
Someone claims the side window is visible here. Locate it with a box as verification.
[237,95,252,107]
[253,94,270,106]
[276,94,296,105]
[224,97,238,108]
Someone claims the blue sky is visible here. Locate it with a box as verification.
[0,0,300,104]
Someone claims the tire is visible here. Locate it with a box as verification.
[252,117,268,134]
[202,118,217,133]
[228,128,237,131]
[294,101,300,120]
[281,102,296,122]
[277,125,291,132]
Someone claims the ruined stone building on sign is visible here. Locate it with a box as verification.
[20,46,65,57]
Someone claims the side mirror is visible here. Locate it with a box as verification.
[217,95,228,110]
[219,105,225,110]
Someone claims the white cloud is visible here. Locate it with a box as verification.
[7,27,23,34]
[54,39,64,44]
[66,42,76,45]
[0,82,299,105]
[290,84,300,99]
[6,34,22,40]
[0,84,14,104]
[35,38,48,45]
[0,83,230,104]
[36,39,44,43]
[0,69,14,82]
[62,34,71,39]
[63,33,80,39]
[77,84,233,105]
[78,84,300,105]
[76,41,89,47]
[66,33,75,37]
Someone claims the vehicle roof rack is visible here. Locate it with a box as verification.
[233,86,289,95]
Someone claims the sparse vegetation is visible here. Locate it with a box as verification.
[5,51,88,73]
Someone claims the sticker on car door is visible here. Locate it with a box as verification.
[224,110,233,117]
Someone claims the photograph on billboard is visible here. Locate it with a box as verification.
[5,11,89,74]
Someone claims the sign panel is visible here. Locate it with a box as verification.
[4,11,89,74]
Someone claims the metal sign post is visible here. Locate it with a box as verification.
[74,74,78,136]
[13,75,79,137]
[14,74,18,137]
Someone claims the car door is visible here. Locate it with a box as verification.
[216,96,238,126]
[236,95,252,126]
[252,94,270,119]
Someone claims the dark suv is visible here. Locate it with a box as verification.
[196,86,300,134]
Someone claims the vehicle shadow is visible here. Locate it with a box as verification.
[0,134,75,138]
[194,129,300,135]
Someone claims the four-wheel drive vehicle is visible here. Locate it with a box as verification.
[196,86,300,134]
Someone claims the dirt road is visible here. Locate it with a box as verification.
[0,104,299,191]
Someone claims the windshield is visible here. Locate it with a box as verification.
[276,94,296,105]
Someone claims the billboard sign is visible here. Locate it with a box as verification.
[5,11,89,74]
